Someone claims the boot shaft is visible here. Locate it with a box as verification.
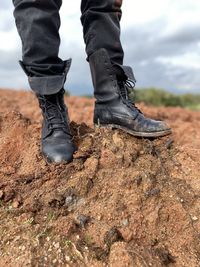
[89,48,136,103]
[89,49,119,103]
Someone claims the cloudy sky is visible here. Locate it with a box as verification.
[0,0,200,95]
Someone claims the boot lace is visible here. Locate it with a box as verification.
[38,92,69,132]
[118,79,142,114]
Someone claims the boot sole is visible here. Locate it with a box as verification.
[44,156,73,165]
[94,123,172,138]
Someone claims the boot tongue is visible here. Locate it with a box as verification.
[112,64,130,100]
[112,64,127,80]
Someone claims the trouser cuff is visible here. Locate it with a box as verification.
[19,59,72,95]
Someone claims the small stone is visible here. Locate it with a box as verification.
[75,214,90,228]
[65,195,74,205]
[122,219,129,227]
[191,216,198,221]
[12,201,20,209]
[97,215,102,221]
[64,193,81,211]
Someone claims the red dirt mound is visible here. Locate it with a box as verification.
[0,89,200,267]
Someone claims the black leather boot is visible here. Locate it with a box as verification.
[37,89,76,163]
[89,49,172,138]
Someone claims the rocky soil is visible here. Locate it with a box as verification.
[0,89,200,267]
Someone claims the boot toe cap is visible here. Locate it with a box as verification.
[42,142,76,164]
[156,120,171,132]
[144,119,172,135]
[143,120,172,137]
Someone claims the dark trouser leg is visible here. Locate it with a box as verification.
[13,0,71,95]
[81,0,124,65]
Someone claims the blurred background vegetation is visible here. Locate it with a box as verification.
[130,88,200,110]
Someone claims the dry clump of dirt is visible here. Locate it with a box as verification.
[0,89,200,267]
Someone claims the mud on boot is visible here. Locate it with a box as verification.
[37,88,76,163]
[89,49,172,138]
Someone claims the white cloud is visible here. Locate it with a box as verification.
[0,29,20,51]
[157,53,200,69]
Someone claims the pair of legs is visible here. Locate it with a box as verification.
[13,0,171,163]
[13,0,124,93]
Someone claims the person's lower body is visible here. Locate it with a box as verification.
[12,0,171,163]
